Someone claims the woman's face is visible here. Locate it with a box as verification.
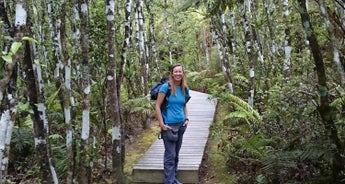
[172,66,183,82]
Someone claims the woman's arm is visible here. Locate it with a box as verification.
[183,103,189,126]
[155,92,169,130]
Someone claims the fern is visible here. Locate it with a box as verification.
[221,94,262,133]
[261,150,300,174]
[330,94,345,107]
[244,134,274,157]
[330,86,345,112]
[261,139,335,182]
[122,96,153,130]
[122,96,153,112]
[228,94,262,122]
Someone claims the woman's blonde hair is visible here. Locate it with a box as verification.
[168,64,187,96]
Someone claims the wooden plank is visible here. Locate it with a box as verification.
[132,168,199,184]
[131,90,216,184]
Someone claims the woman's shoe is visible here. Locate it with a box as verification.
[174,179,183,184]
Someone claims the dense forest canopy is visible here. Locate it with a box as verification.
[0,0,344,183]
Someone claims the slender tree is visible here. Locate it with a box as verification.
[77,0,92,182]
[145,0,160,77]
[212,13,234,93]
[120,0,132,87]
[317,0,345,84]
[0,59,17,182]
[0,0,14,183]
[0,66,16,183]
[298,0,343,182]
[23,38,58,184]
[63,0,75,182]
[135,0,149,94]
[105,0,125,183]
[262,0,278,89]
[282,0,292,80]
[241,0,256,106]
[164,0,172,64]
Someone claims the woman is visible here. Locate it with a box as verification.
[155,64,191,184]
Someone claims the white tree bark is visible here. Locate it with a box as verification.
[0,0,26,181]
[145,0,160,77]
[29,0,59,181]
[135,0,149,93]
[164,0,172,64]
[318,0,345,84]
[242,0,255,106]
[78,0,91,182]
[220,13,234,93]
[105,0,125,182]
[120,0,132,81]
[212,15,234,94]
[0,110,13,182]
[282,0,292,81]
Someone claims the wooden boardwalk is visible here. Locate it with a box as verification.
[131,90,217,184]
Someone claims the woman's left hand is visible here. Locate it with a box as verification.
[183,118,189,126]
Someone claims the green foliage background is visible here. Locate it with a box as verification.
[1,0,344,183]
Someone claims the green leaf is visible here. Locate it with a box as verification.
[22,36,38,43]
[256,174,268,184]
[34,59,40,65]
[49,134,63,140]
[2,55,12,63]
[11,42,22,54]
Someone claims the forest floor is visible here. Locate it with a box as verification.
[124,121,234,184]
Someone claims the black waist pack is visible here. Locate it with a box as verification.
[166,124,181,142]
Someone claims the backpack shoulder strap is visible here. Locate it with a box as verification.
[166,82,171,98]
[160,83,170,110]
[185,87,191,103]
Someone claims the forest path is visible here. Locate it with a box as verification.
[131,90,217,184]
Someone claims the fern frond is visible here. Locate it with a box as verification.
[228,94,262,123]
[233,134,273,159]
[223,111,250,127]
[224,111,248,120]
[261,150,300,174]
[261,139,335,181]
[122,96,152,109]
[330,93,345,107]
[221,94,262,132]
[122,96,153,121]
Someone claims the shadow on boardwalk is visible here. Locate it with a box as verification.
[131,90,217,184]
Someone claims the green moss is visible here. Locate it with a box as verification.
[206,138,236,184]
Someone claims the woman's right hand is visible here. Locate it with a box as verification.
[160,124,170,131]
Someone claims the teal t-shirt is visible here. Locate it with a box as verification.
[159,83,191,124]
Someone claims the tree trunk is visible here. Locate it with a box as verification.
[317,0,345,84]
[145,0,160,77]
[60,0,75,183]
[119,0,132,89]
[78,0,91,183]
[298,0,343,182]
[212,13,234,93]
[105,0,125,183]
[24,38,57,184]
[164,0,172,64]
[241,0,255,106]
[9,1,55,183]
[0,72,17,183]
[262,0,277,90]
[0,3,17,176]
[282,0,292,80]
[135,0,149,95]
